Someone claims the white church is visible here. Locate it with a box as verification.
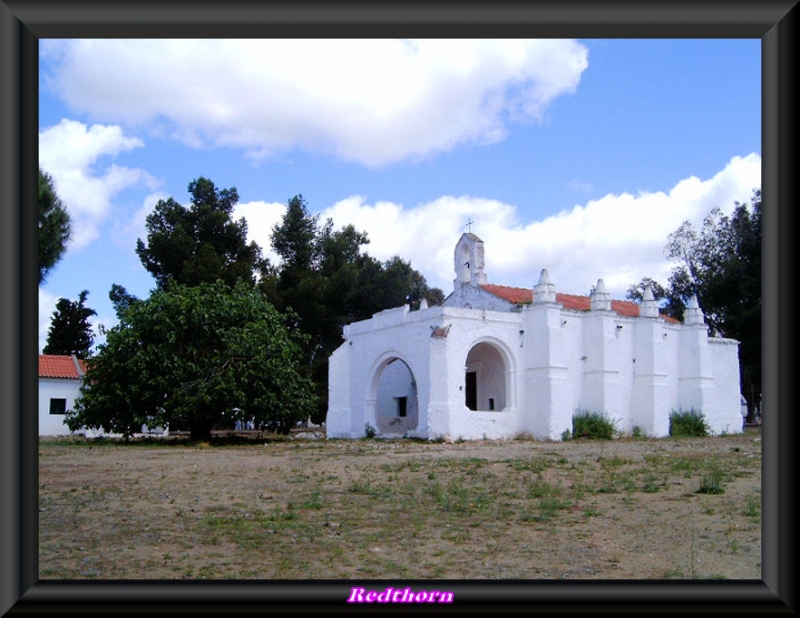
[326,233,743,441]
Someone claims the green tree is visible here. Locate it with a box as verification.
[371,255,444,311]
[43,290,96,359]
[69,281,317,440]
[625,276,685,321]
[38,168,71,284]
[135,177,264,289]
[264,195,443,422]
[271,195,321,276]
[664,190,762,421]
[108,283,140,320]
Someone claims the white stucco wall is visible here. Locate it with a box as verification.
[522,301,574,440]
[327,257,743,442]
[705,338,743,435]
[326,344,352,436]
[662,326,684,428]
[433,308,521,441]
[39,378,170,439]
[444,284,516,312]
[327,305,440,438]
[39,377,83,436]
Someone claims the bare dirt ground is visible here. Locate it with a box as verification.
[39,428,761,581]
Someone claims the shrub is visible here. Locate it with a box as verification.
[696,469,725,495]
[669,410,708,437]
[363,423,377,439]
[572,411,617,440]
[743,492,761,520]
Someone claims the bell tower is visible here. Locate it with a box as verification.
[454,233,487,287]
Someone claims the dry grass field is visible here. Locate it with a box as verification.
[39,428,761,581]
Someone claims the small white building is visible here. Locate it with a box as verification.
[38,354,88,436]
[326,233,743,441]
[38,353,168,437]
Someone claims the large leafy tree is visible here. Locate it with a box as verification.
[43,290,96,359]
[69,281,317,440]
[665,192,761,332]
[665,190,761,421]
[135,177,264,289]
[108,283,140,320]
[265,195,443,422]
[627,190,761,421]
[38,168,71,284]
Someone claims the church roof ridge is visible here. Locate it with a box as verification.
[479,283,679,323]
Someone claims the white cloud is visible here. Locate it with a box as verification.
[566,178,593,194]
[41,39,589,167]
[112,191,171,250]
[232,200,292,265]
[309,153,761,298]
[43,152,756,353]
[39,119,158,250]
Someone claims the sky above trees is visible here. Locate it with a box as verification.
[38,38,761,353]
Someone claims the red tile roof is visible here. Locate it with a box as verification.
[38,354,87,379]
[481,284,679,323]
[482,283,532,305]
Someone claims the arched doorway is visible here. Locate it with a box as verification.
[373,357,419,435]
[464,342,508,412]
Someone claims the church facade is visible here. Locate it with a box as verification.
[326,233,743,441]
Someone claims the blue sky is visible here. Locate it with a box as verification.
[38,38,761,354]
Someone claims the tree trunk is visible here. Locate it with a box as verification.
[190,420,213,442]
[744,382,758,425]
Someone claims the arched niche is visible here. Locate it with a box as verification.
[371,357,419,435]
[464,341,509,412]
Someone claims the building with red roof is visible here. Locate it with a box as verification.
[327,234,743,441]
[38,354,87,435]
[38,354,168,438]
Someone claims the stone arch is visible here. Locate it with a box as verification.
[367,353,419,435]
[464,338,515,412]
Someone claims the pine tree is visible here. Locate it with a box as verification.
[39,168,71,284]
[135,177,264,289]
[264,195,443,422]
[43,290,96,359]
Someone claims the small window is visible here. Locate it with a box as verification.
[396,396,408,418]
[488,398,495,411]
[49,398,67,415]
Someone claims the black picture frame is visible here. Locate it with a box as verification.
[2,1,795,614]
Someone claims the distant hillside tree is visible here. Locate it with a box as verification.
[43,290,96,359]
[136,177,265,288]
[69,282,316,441]
[38,168,71,284]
